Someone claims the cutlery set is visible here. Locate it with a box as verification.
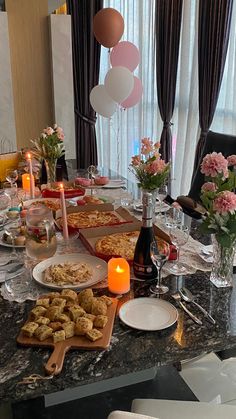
[0,260,24,283]
[172,287,216,325]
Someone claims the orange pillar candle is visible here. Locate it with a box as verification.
[22,173,31,191]
[108,258,130,294]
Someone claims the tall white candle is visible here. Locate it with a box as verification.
[27,153,35,198]
[60,183,69,240]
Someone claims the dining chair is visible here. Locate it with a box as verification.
[108,399,236,418]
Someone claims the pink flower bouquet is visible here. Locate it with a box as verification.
[129,138,170,191]
[200,152,236,247]
[30,124,65,161]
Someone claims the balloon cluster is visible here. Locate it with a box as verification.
[90,8,143,118]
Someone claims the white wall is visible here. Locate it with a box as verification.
[50,14,76,160]
[0,12,16,153]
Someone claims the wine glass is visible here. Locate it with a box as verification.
[3,183,18,207]
[6,169,18,187]
[156,185,168,218]
[149,240,170,295]
[168,211,190,274]
[4,219,21,260]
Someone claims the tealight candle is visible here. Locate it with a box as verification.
[108,258,130,294]
[59,183,69,240]
[27,153,35,199]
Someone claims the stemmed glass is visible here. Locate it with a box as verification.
[149,240,170,295]
[6,169,18,187]
[156,185,168,217]
[168,211,190,274]
[4,219,21,260]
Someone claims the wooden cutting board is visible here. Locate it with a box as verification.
[17,299,118,376]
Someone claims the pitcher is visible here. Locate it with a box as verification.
[25,205,57,260]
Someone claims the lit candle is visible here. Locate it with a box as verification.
[22,173,31,191]
[108,258,130,294]
[27,153,35,198]
[59,183,69,240]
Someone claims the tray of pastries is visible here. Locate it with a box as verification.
[17,288,118,375]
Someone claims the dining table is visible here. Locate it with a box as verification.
[1,176,236,418]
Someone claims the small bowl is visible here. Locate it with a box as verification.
[94,176,109,186]
[75,177,92,187]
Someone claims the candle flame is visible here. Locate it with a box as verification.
[27,152,31,159]
[116,265,124,273]
[59,183,64,190]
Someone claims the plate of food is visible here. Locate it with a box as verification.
[0,228,26,248]
[23,198,67,212]
[32,253,108,290]
[72,195,115,206]
[41,182,85,199]
[102,179,126,189]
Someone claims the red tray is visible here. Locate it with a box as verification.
[41,188,85,199]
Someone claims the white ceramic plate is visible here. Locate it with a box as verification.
[0,231,25,248]
[102,180,126,189]
[133,202,170,213]
[32,253,107,290]
[119,297,178,331]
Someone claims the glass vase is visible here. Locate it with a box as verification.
[44,158,57,186]
[210,234,236,288]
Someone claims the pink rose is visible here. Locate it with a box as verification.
[43,127,54,136]
[131,155,141,166]
[146,159,167,174]
[213,191,236,214]
[227,155,236,167]
[201,152,228,178]
[201,182,217,193]
[154,141,161,149]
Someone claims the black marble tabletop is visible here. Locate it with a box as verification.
[1,220,236,404]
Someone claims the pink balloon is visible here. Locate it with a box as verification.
[110,41,140,72]
[121,76,143,109]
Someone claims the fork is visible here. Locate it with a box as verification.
[172,293,202,325]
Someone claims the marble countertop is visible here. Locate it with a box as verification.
[1,269,236,404]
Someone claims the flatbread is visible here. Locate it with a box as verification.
[63,211,123,229]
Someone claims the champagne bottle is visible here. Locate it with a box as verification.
[133,191,157,280]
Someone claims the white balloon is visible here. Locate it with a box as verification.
[90,84,117,118]
[104,66,134,103]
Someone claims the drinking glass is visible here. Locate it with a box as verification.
[6,169,18,186]
[4,219,21,260]
[0,190,11,211]
[149,240,170,295]
[168,211,190,274]
[25,205,57,260]
[156,185,168,216]
[4,183,18,206]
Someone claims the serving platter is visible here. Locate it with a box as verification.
[32,253,108,290]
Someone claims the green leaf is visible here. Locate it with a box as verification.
[216,234,232,248]
[227,220,236,233]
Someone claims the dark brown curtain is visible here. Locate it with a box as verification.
[67,0,103,169]
[155,0,183,163]
[192,0,233,177]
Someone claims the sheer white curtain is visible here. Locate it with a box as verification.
[96,0,236,198]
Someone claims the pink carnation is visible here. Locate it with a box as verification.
[131,155,141,166]
[227,155,236,167]
[213,191,236,214]
[154,141,161,149]
[201,152,228,178]
[141,137,153,155]
[43,126,54,136]
[146,159,167,175]
[201,182,217,193]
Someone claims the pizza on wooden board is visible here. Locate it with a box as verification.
[61,210,124,229]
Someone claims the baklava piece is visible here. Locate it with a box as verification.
[68,306,85,322]
[51,297,66,310]
[82,313,96,322]
[53,330,66,344]
[75,317,93,336]
[48,322,63,332]
[62,321,75,338]
[35,316,51,326]
[35,325,53,341]
[36,298,50,308]
[78,289,93,304]
[94,315,108,329]
[48,292,61,301]
[56,313,71,323]
[99,295,113,307]
[30,306,47,320]
[91,300,107,316]
[21,322,39,337]
[86,328,103,342]
[46,306,63,321]
[60,289,78,302]
[80,297,95,313]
